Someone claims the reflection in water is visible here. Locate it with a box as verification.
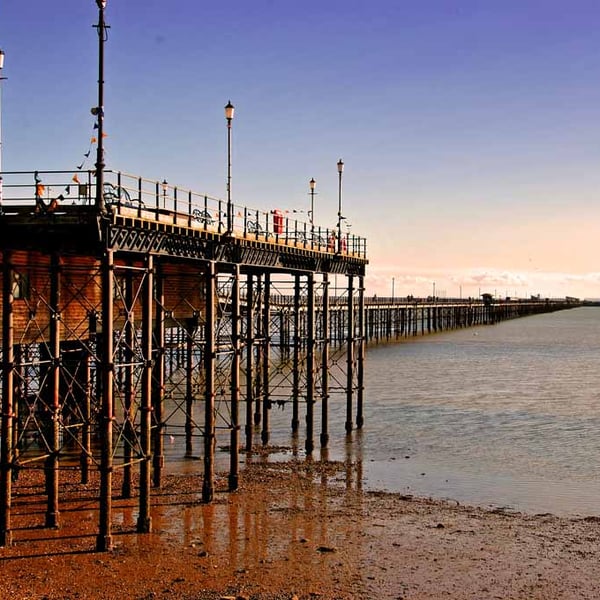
[139,453,365,581]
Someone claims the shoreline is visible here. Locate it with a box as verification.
[1,456,600,599]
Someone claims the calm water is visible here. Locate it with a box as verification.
[266,306,600,516]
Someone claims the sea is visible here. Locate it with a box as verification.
[263,305,600,517]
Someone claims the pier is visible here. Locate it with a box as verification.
[0,168,369,550]
[0,168,580,551]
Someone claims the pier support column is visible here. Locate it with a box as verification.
[345,275,355,435]
[356,275,365,429]
[152,262,165,487]
[137,254,153,532]
[261,273,271,445]
[184,317,196,458]
[202,261,216,503]
[80,348,92,484]
[291,275,301,433]
[253,275,263,427]
[45,253,62,529]
[122,264,134,499]
[305,273,315,454]
[320,274,330,448]
[244,273,254,452]
[229,264,241,491]
[0,251,15,547]
[97,249,115,552]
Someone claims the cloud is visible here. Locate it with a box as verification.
[365,266,600,299]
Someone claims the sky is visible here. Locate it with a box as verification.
[2,0,600,299]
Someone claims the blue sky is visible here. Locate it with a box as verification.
[2,0,600,298]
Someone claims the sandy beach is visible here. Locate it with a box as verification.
[1,454,599,600]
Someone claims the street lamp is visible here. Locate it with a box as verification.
[161,179,168,208]
[337,159,344,253]
[392,277,395,303]
[224,100,234,234]
[0,49,6,213]
[94,0,107,212]
[309,177,316,231]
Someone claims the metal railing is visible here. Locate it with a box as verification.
[0,169,368,259]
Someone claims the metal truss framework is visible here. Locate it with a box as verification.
[0,249,366,551]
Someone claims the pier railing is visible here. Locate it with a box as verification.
[0,169,367,258]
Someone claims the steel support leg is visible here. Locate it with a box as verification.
[320,274,330,448]
[80,350,92,484]
[356,275,365,429]
[202,262,216,503]
[137,254,153,532]
[0,251,14,547]
[244,273,254,451]
[261,273,271,445]
[122,265,134,499]
[345,275,354,435]
[45,252,61,528]
[254,275,263,427]
[229,264,240,491]
[184,320,195,458]
[305,273,315,454]
[96,249,114,552]
[152,262,165,487]
[291,275,301,433]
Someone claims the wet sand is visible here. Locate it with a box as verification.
[1,456,599,599]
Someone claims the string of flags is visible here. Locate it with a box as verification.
[75,129,108,171]
[34,120,108,213]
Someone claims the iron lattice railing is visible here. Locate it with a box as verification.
[0,169,368,259]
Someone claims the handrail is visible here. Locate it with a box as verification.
[0,169,368,259]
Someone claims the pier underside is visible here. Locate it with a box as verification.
[0,183,368,550]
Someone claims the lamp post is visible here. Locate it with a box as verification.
[0,49,6,213]
[392,277,395,303]
[309,177,316,232]
[94,0,107,213]
[337,159,344,253]
[161,179,168,209]
[225,100,234,234]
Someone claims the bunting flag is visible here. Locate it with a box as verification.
[72,174,80,184]
[73,118,109,176]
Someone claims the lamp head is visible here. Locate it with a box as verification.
[96,0,107,9]
[309,178,316,191]
[337,159,344,174]
[0,49,4,70]
[224,100,234,120]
